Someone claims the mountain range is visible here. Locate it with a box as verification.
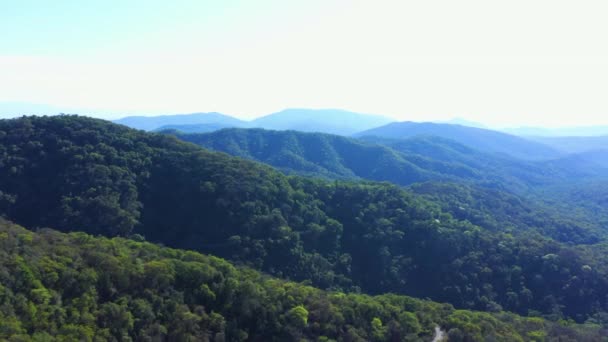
[355,121,563,160]
[526,135,608,154]
[119,108,608,161]
[114,112,247,131]
[168,128,608,192]
[3,114,608,339]
[247,108,394,135]
[167,127,608,242]
[115,108,394,135]
[5,116,608,313]
[503,125,608,137]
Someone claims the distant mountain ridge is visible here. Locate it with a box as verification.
[166,127,464,184]
[503,125,608,137]
[526,135,608,154]
[249,108,394,135]
[354,121,562,160]
[167,127,608,247]
[154,122,239,133]
[114,108,395,135]
[114,112,247,131]
[168,128,608,195]
[436,117,487,128]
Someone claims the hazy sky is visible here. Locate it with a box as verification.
[2,0,608,127]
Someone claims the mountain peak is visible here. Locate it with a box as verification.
[249,108,394,135]
[114,108,395,135]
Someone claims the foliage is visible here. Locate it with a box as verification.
[171,129,608,236]
[0,219,605,341]
[409,182,604,245]
[168,127,453,183]
[3,116,608,324]
[170,128,603,193]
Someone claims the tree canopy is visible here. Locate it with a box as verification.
[2,116,608,325]
[0,219,604,341]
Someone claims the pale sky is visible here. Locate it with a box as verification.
[2,0,608,127]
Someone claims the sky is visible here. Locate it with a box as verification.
[2,0,608,128]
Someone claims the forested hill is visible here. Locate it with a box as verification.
[2,219,604,341]
[169,125,608,252]
[367,135,608,187]
[354,121,562,160]
[168,128,606,193]
[408,181,606,244]
[114,108,394,135]
[4,116,608,324]
[165,127,460,183]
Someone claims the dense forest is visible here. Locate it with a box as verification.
[169,128,608,194]
[6,0,608,339]
[3,219,605,341]
[3,116,608,339]
[166,128,452,182]
[168,128,608,242]
[408,182,607,244]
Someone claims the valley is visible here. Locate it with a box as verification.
[2,114,608,340]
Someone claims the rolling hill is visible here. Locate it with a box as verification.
[167,128,471,183]
[366,135,608,187]
[2,218,602,341]
[170,128,607,194]
[4,116,608,322]
[354,121,562,160]
[168,127,608,244]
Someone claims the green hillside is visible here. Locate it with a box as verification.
[3,116,608,324]
[169,128,608,243]
[172,128,608,194]
[166,128,463,182]
[2,219,604,341]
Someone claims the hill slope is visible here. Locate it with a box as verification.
[168,128,473,183]
[171,128,607,193]
[169,127,608,245]
[370,135,607,187]
[355,121,562,160]
[2,219,604,341]
[3,116,608,322]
